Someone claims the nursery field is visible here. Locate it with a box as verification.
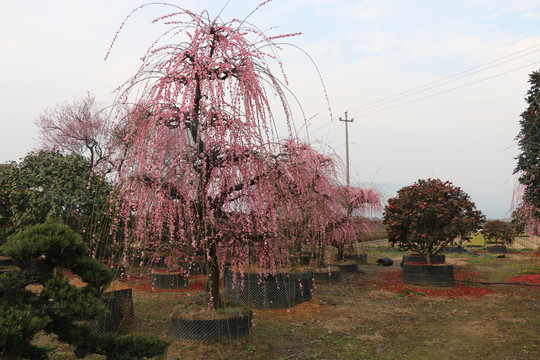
[35,245,540,360]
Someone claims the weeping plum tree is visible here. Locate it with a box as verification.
[105,2,335,309]
[270,140,340,259]
[510,184,540,235]
[269,141,382,264]
[510,199,534,235]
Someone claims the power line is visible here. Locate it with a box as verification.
[346,42,540,115]
[309,119,345,140]
[308,43,540,140]
[351,60,539,118]
[308,120,333,137]
[351,48,540,114]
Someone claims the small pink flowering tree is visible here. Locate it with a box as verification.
[106,3,332,309]
[269,140,340,262]
[331,185,383,261]
[34,92,129,174]
[269,143,383,264]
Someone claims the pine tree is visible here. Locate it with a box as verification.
[515,69,540,218]
[0,221,169,359]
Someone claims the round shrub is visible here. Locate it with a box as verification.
[483,220,514,245]
[383,178,485,264]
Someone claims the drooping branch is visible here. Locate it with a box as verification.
[210,175,262,213]
[106,4,338,310]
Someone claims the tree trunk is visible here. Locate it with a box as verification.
[209,261,222,309]
[425,252,432,265]
[336,246,344,262]
[208,244,222,309]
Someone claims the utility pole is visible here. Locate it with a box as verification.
[339,111,354,186]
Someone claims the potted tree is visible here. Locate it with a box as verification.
[483,220,514,253]
[331,185,382,269]
[383,179,484,287]
[440,234,470,254]
[105,1,333,341]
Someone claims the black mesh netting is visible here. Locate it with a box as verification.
[329,262,359,272]
[91,288,134,334]
[400,254,446,267]
[402,264,455,287]
[168,312,253,342]
[224,269,313,309]
[312,268,343,283]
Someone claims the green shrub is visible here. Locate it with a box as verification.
[482,220,515,246]
[383,179,485,264]
[0,221,169,359]
[0,150,112,246]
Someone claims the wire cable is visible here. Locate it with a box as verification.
[351,60,539,118]
[347,42,540,114]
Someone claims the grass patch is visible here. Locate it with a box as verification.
[468,232,486,246]
[470,256,496,265]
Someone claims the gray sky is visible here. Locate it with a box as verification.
[1,0,539,219]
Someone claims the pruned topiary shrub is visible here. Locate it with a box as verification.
[482,220,515,246]
[383,178,485,264]
[0,221,169,359]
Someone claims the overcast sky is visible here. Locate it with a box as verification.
[1,0,539,219]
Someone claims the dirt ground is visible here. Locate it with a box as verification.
[32,246,540,360]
